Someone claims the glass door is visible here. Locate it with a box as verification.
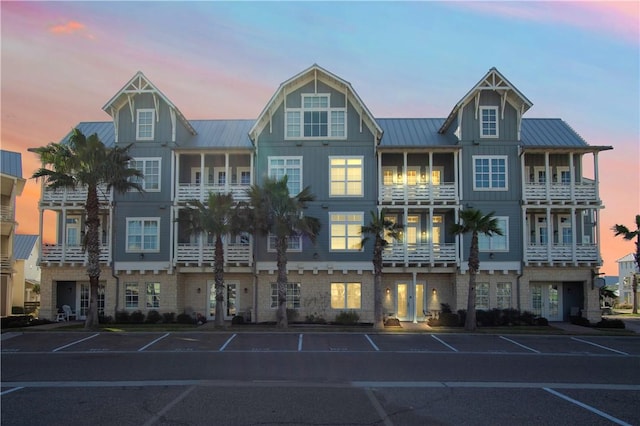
[531,284,562,321]
[396,283,408,320]
[208,281,238,321]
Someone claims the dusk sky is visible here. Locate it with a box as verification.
[2,1,638,276]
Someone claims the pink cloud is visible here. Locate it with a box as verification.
[49,20,95,39]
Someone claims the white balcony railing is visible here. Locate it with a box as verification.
[0,205,13,222]
[525,244,599,264]
[379,182,457,205]
[175,242,252,266]
[382,243,456,265]
[41,185,112,205]
[523,182,597,203]
[176,184,251,203]
[41,244,111,264]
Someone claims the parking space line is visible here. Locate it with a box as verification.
[500,336,540,353]
[298,334,303,352]
[52,333,99,352]
[0,387,24,396]
[364,334,380,351]
[142,385,197,426]
[431,335,458,352]
[543,387,632,426]
[571,337,629,356]
[138,333,170,352]
[219,333,237,351]
[364,388,394,426]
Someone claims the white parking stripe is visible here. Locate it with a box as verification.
[571,337,629,356]
[219,333,237,351]
[138,333,170,352]
[0,387,24,396]
[364,388,394,426]
[298,334,303,351]
[52,333,99,352]
[543,387,633,426]
[500,336,540,353]
[364,334,380,351]
[431,335,458,352]
[142,385,196,426]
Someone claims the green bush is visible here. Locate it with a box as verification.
[595,318,625,329]
[535,317,549,326]
[334,310,360,325]
[520,311,536,326]
[145,310,162,324]
[162,312,176,323]
[130,310,145,324]
[176,313,195,324]
[115,310,130,323]
[569,316,591,327]
[286,309,299,323]
[231,315,244,325]
[99,314,113,324]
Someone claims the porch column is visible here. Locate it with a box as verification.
[412,271,418,323]
[522,205,528,265]
[544,152,550,198]
[61,208,67,263]
[402,152,408,204]
[593,152,600,201]
[454,150,461,202]
[571,207,577,265]
[377,153,382,204]
[200,153,205,200]
[546,207,552,262]
[428,207,434,266]
[225,152,230,193]
[569,152,575,202]
[428,151,434,201]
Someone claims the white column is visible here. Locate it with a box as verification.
[569,152,575,202]
[200,153,205,200]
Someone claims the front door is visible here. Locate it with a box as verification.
[531,283,562,321]
[396,282,426,322]
[208,281,238,321]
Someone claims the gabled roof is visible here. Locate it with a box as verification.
[377,118,459,149]
[102,71,196,135]
[0,150,23,178]
[14,235,38,260]
[616,253,636,263]
[61,122,116,147]
[249,64,383,143]
[439,67,533,134]
[520,119,612,153]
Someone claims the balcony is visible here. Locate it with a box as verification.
[523,181,597,204]
[379,183,457,205]
[382,243,456,266]
[176,183,251,203]
[41,244,111,265]
[175,242,252,267]
[41,185,111,206]
[0,254,13,273]
[525,243,599,265]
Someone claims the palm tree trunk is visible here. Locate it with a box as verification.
[373,239,384,330]
[465,231,480,331]
[84,186,101,330]
[214,235,225,327]
[633,275,638,315]
[276,236,288,328]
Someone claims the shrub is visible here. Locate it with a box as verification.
[115,310,130,323]
[440,312,460,327]
[130,310,145,324]
[595,318,625,329]
[99,314,113,324]
[305,314,326,324]
[569,316,591,327]
[286,309,299,323]
[535,317,549,326]
[520,311,536,326]
[231,315,244,325]
[334,310,360,325]
[440,303,453,314]
[502,309,520,326]
[457,309,466,326]
[145,310,162,324]
[177,313,195,324]
[162,312,176,324]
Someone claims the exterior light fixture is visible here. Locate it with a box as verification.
[385,287,391,295]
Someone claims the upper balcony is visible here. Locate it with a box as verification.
[41,185,112,207]
[40,244,111,265]
[382,243,457,267]
[379,182,457,205]
[176,183,250,203]
[174,240,253,267]
[0,205,15,235]
[0,254,13,274]
[523,180,597,204]
[525,243,599,267]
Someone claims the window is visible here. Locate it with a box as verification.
[267,234,302,252]
[331,282,362,309]
[473,156,507,190]
[285,94,346,139]
[97,285,105,316]
[476,282,489,310]
[136,109,155,140]
[330,212,363,251]
[479,216,508,251]
[270,282,300,308]
[329,157,363,197]
[382,168,395,186]
[146,282,160,308]
[126,218,160,252]
[496,282,511,309]
[130,158,161,191]
[480,107,498,138]
[269,156,302,195]
[125,282,139,309]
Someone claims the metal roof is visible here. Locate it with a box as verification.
[184,120,254,150]
[377,118,458,148]
[13,234,38,260]
[0,150,23,178]
[521,119,589,147]
[63,122,117,147]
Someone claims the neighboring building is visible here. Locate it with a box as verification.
[0,150,26,317]
[13,234,41,313]
[617,253,639,306]
[34,65,611,323]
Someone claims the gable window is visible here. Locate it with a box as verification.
[125,282,139,309]
[473,156,507,190]
[330,157,363,197]
[126,218,160,252]
[480,107,498,138]
[479,216,508,251]
[130,158,161,191]
[146,282,160,308]
[269,156,302,195]
[137,109,155,140]
[267,234,302,252]
[331,282,361,309]
[285,94,346,139]
[330,212,363,251]
[270,282,301,309]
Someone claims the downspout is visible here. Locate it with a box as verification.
[111,201,120,318]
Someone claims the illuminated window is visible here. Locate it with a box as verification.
[329,157,363,197]
[331,282,361,309]
[330,212,363,251]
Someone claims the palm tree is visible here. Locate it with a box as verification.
[360,209,403,330]
[31,128,143,330]
[451,208,502,331]
[613,214,640,314]
[179,192,241,327]
[246,176,320,328]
